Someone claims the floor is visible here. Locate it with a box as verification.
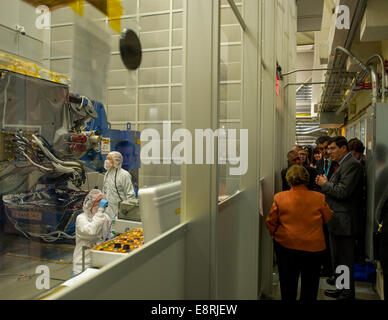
[269,265,381,300]
[0,231,74,300]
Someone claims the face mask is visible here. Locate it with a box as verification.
[104,160,113,170]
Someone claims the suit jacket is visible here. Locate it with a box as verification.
[281,167,289,191]
[266,185,333,252]
[281,165,319,192]
[316,158,336,180]
[321,153,364,236]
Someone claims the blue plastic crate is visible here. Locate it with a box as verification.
[354,262,376,282]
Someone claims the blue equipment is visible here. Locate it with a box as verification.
[81,102,141,173]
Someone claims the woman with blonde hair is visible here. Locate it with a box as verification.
[266,165,333,301]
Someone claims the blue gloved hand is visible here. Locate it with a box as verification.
[99,198,108,208]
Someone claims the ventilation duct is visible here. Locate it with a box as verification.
[319,112,345,128]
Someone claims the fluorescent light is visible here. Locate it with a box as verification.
[297,45,314,52]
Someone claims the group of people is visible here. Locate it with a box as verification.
[268,135,368,301]
[72,151,135,276]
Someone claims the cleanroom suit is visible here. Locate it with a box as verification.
[103,151,135,219]
[72,189,110,275]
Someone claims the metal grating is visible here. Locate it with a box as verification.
[296,83,312,101]
[296,82,312,116]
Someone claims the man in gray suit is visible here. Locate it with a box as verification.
[316,136,364,300]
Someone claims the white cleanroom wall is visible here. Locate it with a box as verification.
[0,0,49,66]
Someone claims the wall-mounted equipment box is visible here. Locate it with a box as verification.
[319,112,345,128]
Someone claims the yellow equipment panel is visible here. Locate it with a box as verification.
[0,52,70,85]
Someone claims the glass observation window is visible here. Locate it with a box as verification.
[218,0,245,201]
[0,0,184,299]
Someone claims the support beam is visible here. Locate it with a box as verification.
[226,0,247,31]
[182,0,219,300]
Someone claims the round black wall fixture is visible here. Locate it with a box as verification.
[119,29,142,70]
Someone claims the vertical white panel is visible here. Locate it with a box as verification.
[217,0,260,300]
[258,0,276,299]
[289,0,297,147]
[182,0,218,299]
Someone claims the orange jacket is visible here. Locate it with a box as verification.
[266,185,333,252]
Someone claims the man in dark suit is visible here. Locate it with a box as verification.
[316,136,364,300]
[316,136,336,180]
[282,150,319,191]
[315,136,337,279]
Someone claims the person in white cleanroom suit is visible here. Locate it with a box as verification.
[72,189,110,276]
[103,151,135,220]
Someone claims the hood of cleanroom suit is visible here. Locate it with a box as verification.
[103,152,135,219]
